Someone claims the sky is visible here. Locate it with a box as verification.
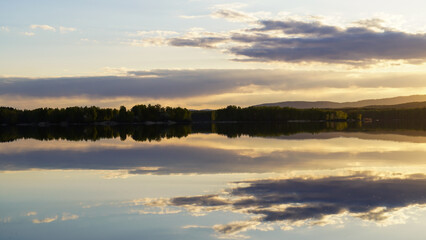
[2,0,426,109]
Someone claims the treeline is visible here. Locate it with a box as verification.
[345,108,426,121]
[206,105,349,122]
[194,105,426,122]
[0,104,191,125]
[3,104,426,125]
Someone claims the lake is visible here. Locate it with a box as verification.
[2,122,426,239]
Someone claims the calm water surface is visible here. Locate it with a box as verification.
[2,123,426,239]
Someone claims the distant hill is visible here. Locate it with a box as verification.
[365,101,426,109]
[256,95,426,109]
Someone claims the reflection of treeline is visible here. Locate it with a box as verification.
[188,122,426,139]
[347,120,426,132]
[3,121,426,142]
[0,104,191,125]
[0,125,192,142]
[0,122,348,142]
[207,122,347,138]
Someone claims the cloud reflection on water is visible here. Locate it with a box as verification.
[163,174,426,237]
[1,142,426,175]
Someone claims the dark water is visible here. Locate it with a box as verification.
[2,123,426,239]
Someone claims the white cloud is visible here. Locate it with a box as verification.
[182,225,211,229]
[23,32,35,36]
[61,212,79,221]
[32,215,58,224]
[80,38,99,44]
[124,38,168,47]
[59,26,76,33]
[128,30,178,37]
[30,24,56,31]
[26,211,37,216]
[179,15,206,19]
[125,30,178,47]
[101,67,135,76]
[131,208,181,215]
[0,26,9,32]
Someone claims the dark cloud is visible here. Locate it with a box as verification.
[168,37,226,48]
[254,20,341,36]
[250,204,343,222]
[211,9,254,22]
[0,73,238,99]
[172,195,229,207]
[1,69,426,100]
[0,70,281,99]
[213,221,257,234]
[166,19,426,65]
[232,21,426,64]
[354,18,387,30]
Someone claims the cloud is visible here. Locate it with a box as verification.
[0,26,9,32]
[0,70,279,99]
[128,30,178,37]
[179,15,206,19]
[230,19,426,65]
[211,9,255,22]
[252,20,340,36]
[169,37,227,48]
[124,30,178,47]
[23,32,35,36]
[59,26,76,34]
[32,215,58,224]
[126,38,168,47]
[61,212,79,221]
[182,225,211,229]
[213,220,259,234]
[162,8,426,65]
[1,69,426,102]
[131,207,181,215]
[353,18,388,31]
[26,211,37,216]
[172,195,230,207]
[168,27,229,48]
[30,24,56,31]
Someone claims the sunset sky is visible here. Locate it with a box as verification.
[2,0,426,109]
